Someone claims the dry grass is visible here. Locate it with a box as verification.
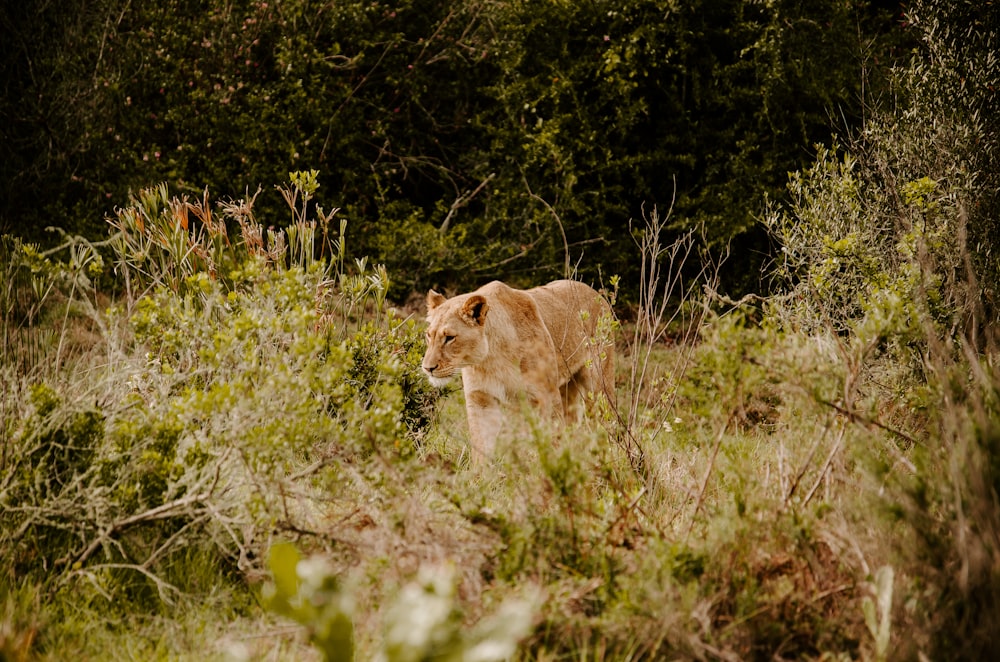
[2,162,998,660]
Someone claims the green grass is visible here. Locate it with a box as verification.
[0,316,956,660]
[2,172,998,661]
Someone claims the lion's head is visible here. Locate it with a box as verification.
[421,290,491,387]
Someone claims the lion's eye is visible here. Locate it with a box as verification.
[444,335,456,345]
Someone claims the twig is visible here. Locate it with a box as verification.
[470,238,542,271]
[817,398,920,448]
[142,512,213,570]
[73,492,211,567]
[604,485,647,541]
[702,284,765,310]
[76,563,181,604]
[802,425,847,508]
[439,173,495,234]
[202,500,255,571]
[686,412,734,540]
[785,416,834,505]
[522,175,571,278]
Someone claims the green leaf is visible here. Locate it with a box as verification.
[314,609,355,662]
[267,542,302,607]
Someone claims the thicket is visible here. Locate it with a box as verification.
[1,1,999,660]
[763,1,1000,656]
[1,0,908,296]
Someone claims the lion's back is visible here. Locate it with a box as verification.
[527,280,610,375]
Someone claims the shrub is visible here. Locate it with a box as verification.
[2,0,908,296]
[0,175,439,613]
[263,541,537,662]
[763,2,1000,657]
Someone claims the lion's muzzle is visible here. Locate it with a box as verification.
[421,352,455,386]
[422,363,454,388]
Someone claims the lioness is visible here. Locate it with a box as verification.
[422,279,614,461]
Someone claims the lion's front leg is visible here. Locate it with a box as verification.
[464,386,504,464]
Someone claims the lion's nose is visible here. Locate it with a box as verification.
[423,363,438,374]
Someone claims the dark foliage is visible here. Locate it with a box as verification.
[1,0,911,296]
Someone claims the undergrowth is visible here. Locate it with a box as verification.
[2,19,999,653]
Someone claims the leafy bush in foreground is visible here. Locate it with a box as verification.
[0,175,438,615]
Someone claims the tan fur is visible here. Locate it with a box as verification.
[422,280,615,462]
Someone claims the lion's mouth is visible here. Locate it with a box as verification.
[423,369,455,388]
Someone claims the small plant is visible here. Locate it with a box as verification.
[598,201,731,489]
[377,563,537,662]
[263,543,355,662]
[862,566,894,662]
[1,231,106,378]
[263,542,537,662]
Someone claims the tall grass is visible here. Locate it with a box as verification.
[608,202,723,485]
[1,93,998,661]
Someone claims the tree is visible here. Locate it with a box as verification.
[1,0,907,297]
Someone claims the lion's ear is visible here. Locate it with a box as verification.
[461,295,489,326]
[426,290,447,311]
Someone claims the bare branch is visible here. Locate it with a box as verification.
[439,173,496,234]
[74,491,212,567]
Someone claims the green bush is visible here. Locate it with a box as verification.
[762,2,1000,657]
[1,384,105,577]
[0,178,439,612]
[1,0,908,296]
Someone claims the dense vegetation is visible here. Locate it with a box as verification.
[2,0,999,660]
[2,0,912,295]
